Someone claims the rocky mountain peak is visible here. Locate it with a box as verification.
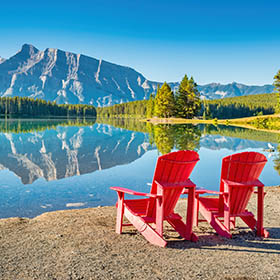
[0,44,275,105]
[18,43,39,58]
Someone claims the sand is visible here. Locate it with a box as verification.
[0,186,279,280]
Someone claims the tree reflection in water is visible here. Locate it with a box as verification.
[151,124,201,154]
[96,117,201,155]
[0,118,96,133]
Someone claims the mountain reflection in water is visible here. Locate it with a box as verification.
[0,118,278,218]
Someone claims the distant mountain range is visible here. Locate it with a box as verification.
[0,44,275,106]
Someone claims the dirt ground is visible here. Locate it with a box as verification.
[0,186,279,280]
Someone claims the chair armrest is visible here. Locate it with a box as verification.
[192,187,223,196]
[155,179,196,190]
[110,186,157,198]
[222,179,264,188]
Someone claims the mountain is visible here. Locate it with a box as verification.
[197,82,274,100]
[0,44,158,107]
[0,44,275,106]
[0,56,5,64]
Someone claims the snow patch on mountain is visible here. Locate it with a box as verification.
[112,77,125,95]
[141,80,150,90]
[71,81,84,102]
[43,48,57,76]
[137,76,142,86]
[126,78,135,99]
[95,59,102,84]
[65,52,80,80]
[40,75,47,89]
[215,91,227,98]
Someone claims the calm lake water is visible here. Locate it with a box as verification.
[0,118,279,219]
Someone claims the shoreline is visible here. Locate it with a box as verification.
[145,114,280,134]
[0,185,279,222]
[0,186,279,279]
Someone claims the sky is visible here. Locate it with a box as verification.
[0,0,280,85]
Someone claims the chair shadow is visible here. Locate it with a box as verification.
[166,227,280,254]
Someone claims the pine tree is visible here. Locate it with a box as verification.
[175,75,201,119]
[273,70,280,113]
[146,93,155,118]
[154,82,175,118]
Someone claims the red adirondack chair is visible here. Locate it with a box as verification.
[196,151,269,238]
[110,150,199,247]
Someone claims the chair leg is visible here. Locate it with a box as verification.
[224,194,231,232]
[116,192,124,234]
[185,186,197,241]
[155,196,163,237]
[199,202,232,238]
[239,186,269,238]
[224,212,230,232]
[230,217,236,230]
[193,195,199,227]
[167,217,198,242]
[257,186,269,238]
[124,207,167,247]
[241,215,269,238]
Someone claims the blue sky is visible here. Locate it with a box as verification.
[1,0,280,85]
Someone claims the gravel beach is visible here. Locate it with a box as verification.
[0,186,279,280]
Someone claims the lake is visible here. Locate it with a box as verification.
[0,118,279,219]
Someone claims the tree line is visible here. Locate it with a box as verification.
[98,90,278,120]
[97,100,148,118]
[204,92,278,119]
[0,97,97,118]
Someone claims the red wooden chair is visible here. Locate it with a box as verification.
[110,150,199,247]
[196,151,269,238]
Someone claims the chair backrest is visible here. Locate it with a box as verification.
[147,150,199,218]
[219,151,267,214]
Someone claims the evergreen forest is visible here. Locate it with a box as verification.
[97,91,279,120]
[0,97,97,118]
[205,92,279,119]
